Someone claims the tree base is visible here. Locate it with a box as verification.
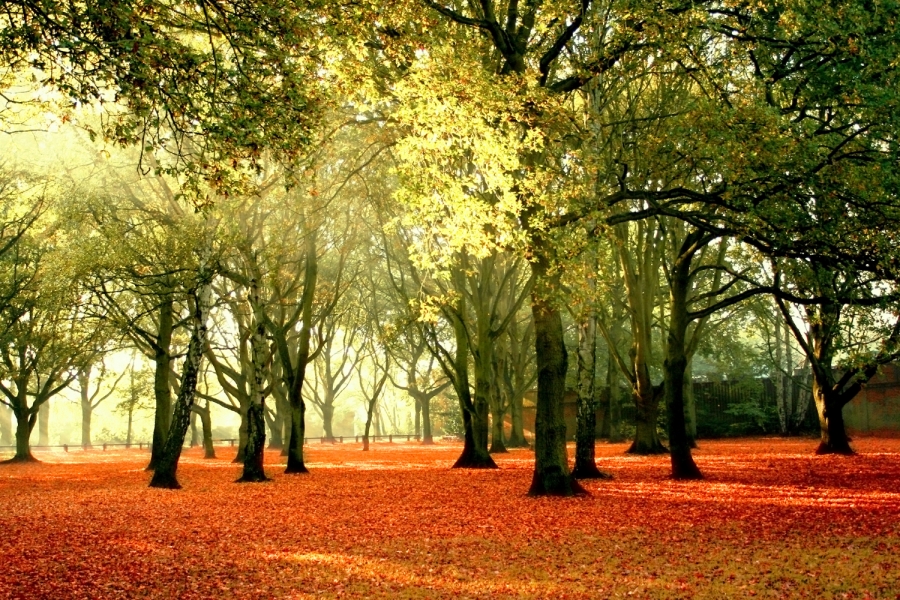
[488,445,509,454]
[284,458,309,474]
[671,466,704,480]
[421,438,435,445]
[815,441,855,455]
[452,453,498,469]
[572,463,613,480]
[626,440,669,455]
[528,470,588,497]
[203,451,217,459]
[148,473,182,489]
[1,454,39,464]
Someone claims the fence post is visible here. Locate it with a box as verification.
[63,444,68,452]
[230,439,235,447]
[389,434,392,443]
[103,443,107,451]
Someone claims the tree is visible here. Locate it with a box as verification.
[773,258,900,454]
[116,353,154,449]
[0,198,99,462]
[75,355,128,449]
[148,246,215,488]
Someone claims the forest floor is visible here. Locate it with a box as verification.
[1,437,899,599]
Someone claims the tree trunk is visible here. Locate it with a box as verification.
[627,385,667,454]
[607,352,623,443]
[265,405,283,450]
[813,379,854,455]
[664,249,702,480]
[239,403,268,481]
[420,396,434,444]
[573,309,609,479]
[362,395,376,451]
[81,400,93,449]
[322,402,335,442]
[149,279,211,490]
[450,305,496,469]
[239,282,270,483]
[197,402,215,459]
[775,315,788,434]
[189,410,199,447]
[4,408,37,463]
[528,264,580,496]
[481,345,506,454]
[506,391,527,447]
[149,296,174,470]
[285,397,308,472]
[38,401,49,447]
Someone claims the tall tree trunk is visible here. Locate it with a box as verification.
[528,258,580,495]
[506,391,527,447]
[478,338,505,454]
[664,245,702,480]
[149,296,174,470]
[420,395,434,445]
[5,400,37,462]
[285,396,308,472]
[38,401,49,447]
[189,410,199,447]
[450,303,496,469]
[775,315,788,434]
[607,351,623,443]
[321,402,335,442]
[573,309,609,479]
[149,278,212,490]
[81,400,93,449]
[265,405,283,450]
[362,396,376,451]
[628,384,666,454]
[283,230,317,474]
[195,401,216,459]
[239,280,269,483]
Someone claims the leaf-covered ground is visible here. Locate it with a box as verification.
[2,438,899,599]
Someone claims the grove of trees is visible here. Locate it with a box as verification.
[1,0,898,495]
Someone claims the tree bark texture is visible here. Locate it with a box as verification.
[238,283,270,483]
[528,267,580,495]
[573,309,609,479]
[664,238,702,480]
[450,304,496,469]
[149,279,212,490]
[148,295,174,470]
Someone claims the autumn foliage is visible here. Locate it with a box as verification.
[1,438,899,599]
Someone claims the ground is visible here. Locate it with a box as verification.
[1,438,898,599]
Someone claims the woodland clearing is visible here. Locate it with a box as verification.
[1,438,898,599]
